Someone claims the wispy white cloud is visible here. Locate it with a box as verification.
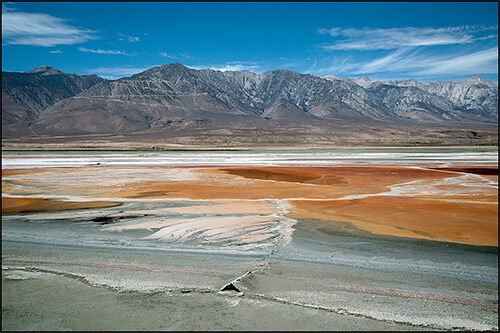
[416,47,498,76]
[118,33,140,43]
[313,24,498,81]
[314,46,498,79]
[160,52,198,61]
[49,49,62,54]
[160,52,176,58]
[307,56,355,76]
[305,59,317,74]
[209,64,260,72]
[180,53,198,60]
[2,5,97,47]
[354,47,499,77]
[476,34,498,41]
[78,47,133,56]
[319,26,497,51]
[86,66,153,79]
[200,61,260,72]
[358,48,422,73]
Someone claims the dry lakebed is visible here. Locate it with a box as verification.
[2,147,498,331]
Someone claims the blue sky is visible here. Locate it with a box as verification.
[2,2,498,83]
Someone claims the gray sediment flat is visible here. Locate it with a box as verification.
[2,267,435,331]
[2,213,497,331]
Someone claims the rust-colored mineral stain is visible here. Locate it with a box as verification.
[289,197,498,246]
[218,166,453,185]
[2,197,122,214]
[2,169,32,177]
[220,167,323,183]
[2,167,93,177]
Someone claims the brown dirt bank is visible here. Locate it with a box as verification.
[219,166,455,185]
[1,122,498,148]
[220,167,325,184]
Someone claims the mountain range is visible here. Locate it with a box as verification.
[2,63,498,146]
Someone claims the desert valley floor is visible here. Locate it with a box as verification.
[2,147,498,331]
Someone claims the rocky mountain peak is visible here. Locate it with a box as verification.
[354,76,374,88]
[26,66,65,75]
[264,68,300,77]
[465,75,488,84]
[323,74,352,82]
[2,67,105,122]
[354,76,389,88]
[356,76,371,82]
[131,62,193,80]
[161,62,191,72]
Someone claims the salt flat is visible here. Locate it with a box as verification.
[2,147,498,331]
[2,147,498,168]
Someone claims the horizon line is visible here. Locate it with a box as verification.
[3,62,498,85]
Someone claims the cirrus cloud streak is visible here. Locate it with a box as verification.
[188,61,260,72]
[118,33,140,43]
[85,66,155,80]
[319,26,497,51]
[78,47,133,56]
[313,46,498,80]
[2,5,97,47]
